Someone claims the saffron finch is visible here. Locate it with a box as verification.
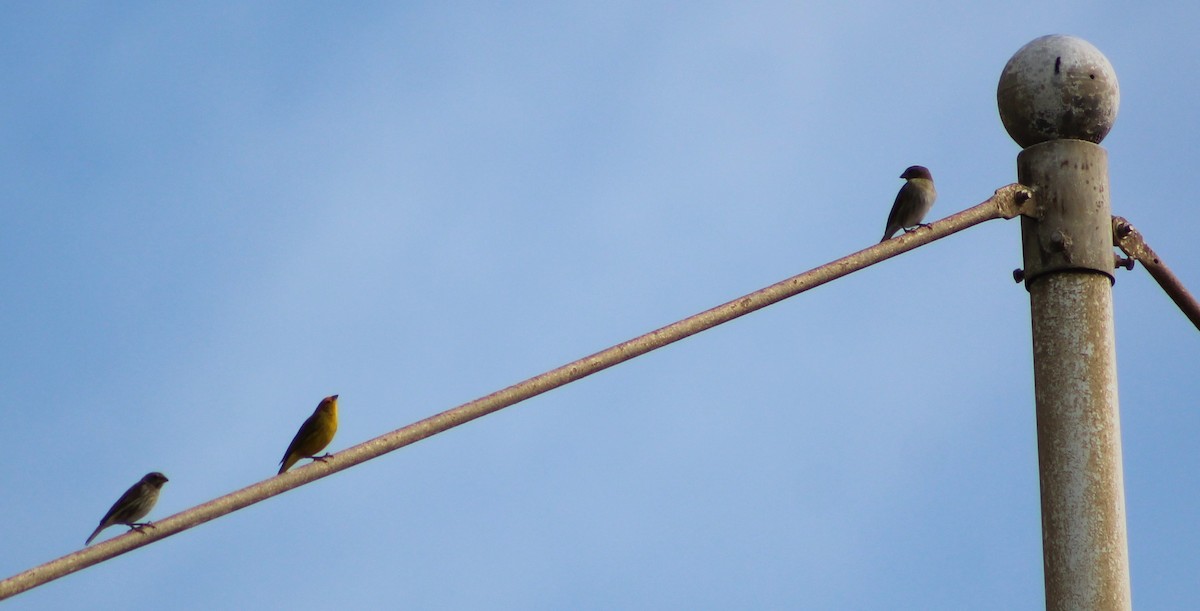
[278,395,339,474]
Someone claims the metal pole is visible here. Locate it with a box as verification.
[998,36,1131,610]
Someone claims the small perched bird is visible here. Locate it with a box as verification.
[881,165,937,242]
[85,472,169,545]
[278,395,340,474]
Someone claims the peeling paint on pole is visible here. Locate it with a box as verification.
[1030,274,1129,610]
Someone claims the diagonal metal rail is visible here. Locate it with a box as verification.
[1113,216,1200,331]
[0,184,1033,601]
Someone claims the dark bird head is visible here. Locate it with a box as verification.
[143,472,169,487]
[900,165,933,181]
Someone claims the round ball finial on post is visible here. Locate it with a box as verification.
[997,34,1119,147]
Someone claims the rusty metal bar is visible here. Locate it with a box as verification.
[1113,216,1200,331]
[0,184,1031,601]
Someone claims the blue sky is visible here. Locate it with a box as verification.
[3,3,1199,609]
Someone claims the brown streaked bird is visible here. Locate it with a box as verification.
[881,165,937,242]
[85,472,169,545]
[278,395,339,474]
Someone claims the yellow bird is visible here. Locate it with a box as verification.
[278,395,339,474]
